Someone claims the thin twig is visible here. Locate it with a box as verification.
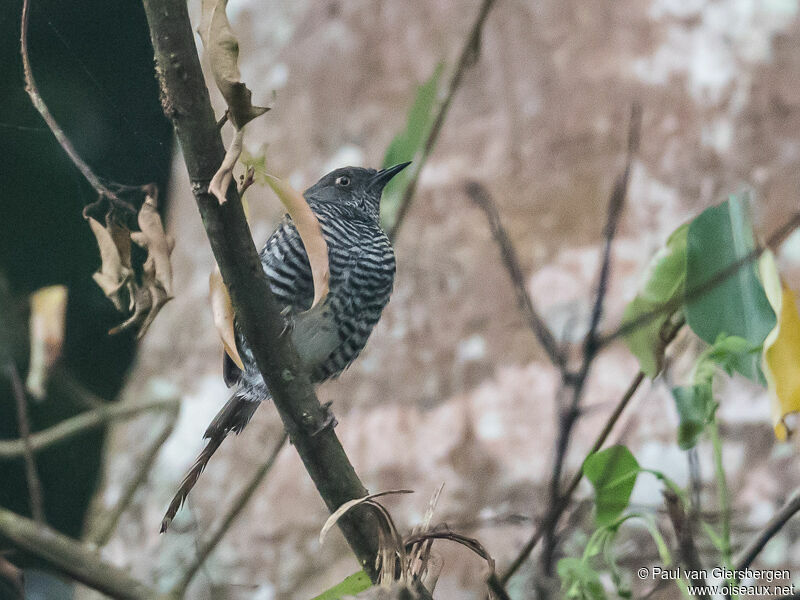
[735,489,800,573]
[596,211,800,349]
[0,396,178,459]
[4,362,45,523]
[540,104,641,574]
[664,489,709,597]
[0,506,169,600]
[171,432,288,595]
[388,0,497,240]
[465,181,566,369]
[86,407,180,547]
[20,0,117,201]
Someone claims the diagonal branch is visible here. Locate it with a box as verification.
[735,488,800,573]
[142,0,380,576]
[388,0,497,240]
[171,432,288,595]
[0,395,178,459]
[0,507,169,600]
[465,181,566,369]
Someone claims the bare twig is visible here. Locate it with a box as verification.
[0,396,178,459]
[20,0,117,201]
[465,181,566,369]
[0,507,169,600]
[664,489,709,597]
[540,105,641,575]
[171,432,288,595]
[388,0,497,240]
[86,408,180,547]
[4,362,45,523]
[735,489,800,573]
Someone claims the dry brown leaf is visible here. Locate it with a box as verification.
[86,216,132,311]
[131,189,173,297]
[209,127,244,205]
[319,490,413,546]
[25,285,67,399]
[266,174,330,307]
[198,0,269,129]
[209,265,244,369]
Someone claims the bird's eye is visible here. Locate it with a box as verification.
[335,175,351,187]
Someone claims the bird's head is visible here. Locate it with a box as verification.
[303,162,411,222]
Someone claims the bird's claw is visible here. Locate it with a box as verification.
[311,401,338,436]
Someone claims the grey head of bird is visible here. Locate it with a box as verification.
[302,161,411,222]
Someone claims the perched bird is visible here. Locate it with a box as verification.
[161,162,410,531]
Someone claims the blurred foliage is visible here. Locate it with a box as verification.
[0,0,171,541]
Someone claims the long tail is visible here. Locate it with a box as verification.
[160,393,260,533]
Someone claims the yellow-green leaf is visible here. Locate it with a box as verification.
[759,252,800,440]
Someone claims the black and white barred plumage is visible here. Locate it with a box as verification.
[161,163,409,531]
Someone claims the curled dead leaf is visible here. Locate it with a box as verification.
[198,0,269,129]
[266,174,330,307]
[131,188,173,297]
[86,215,132,312]
[25,285,67,399]
[210,266,244,370]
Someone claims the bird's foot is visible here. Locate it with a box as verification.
[306,401,337,436]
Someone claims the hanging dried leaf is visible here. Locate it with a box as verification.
[266,174,330,307]
[131,188,173,297]
[25,285,67,400]
[319,490,413,546]
[759,252,800,440]
[198,0,269,129]
[86,215,132,312]
[210,265,244,369]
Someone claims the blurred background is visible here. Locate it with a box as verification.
[2,0,800,598]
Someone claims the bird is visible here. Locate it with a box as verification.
[161,161,410,531]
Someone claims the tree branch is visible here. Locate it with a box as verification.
[664,489,709,597]
[4,361,45,523]
[171,432,288,595]
[735,489,800,573]
[0,396,178,459]
[387,0,497,240]
[141,0,379,574]
[465,181,566,369]
[0,507,168,600]
[86,407,180,547]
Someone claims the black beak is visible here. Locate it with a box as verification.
[370,161,411,191]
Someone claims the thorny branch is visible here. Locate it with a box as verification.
[388,0,497,241]
[4,362,45,524]
[171,432,288,596]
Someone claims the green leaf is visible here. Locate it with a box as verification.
[672,385,714,450]
[685,192,775,381]
[622,224,688,377]
[583,446,641,526]
[557,557,608,600]
[310,571,372,600]
[379,63,444,231]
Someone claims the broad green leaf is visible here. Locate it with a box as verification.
[557,557,608,600]
[311,571,372,600]
[672,385,713,450]
[685,193,775,381]
[379,63,444,231]
[622,224,688,377]
[583,446,640,526]
[759,252,800,440]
